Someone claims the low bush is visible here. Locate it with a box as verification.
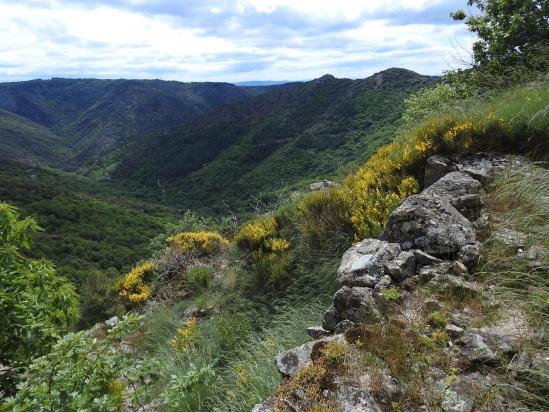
[117,262,155,303]
[166,231,229,255]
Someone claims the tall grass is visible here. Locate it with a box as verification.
[479,163,548,411]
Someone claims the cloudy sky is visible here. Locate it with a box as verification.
[0,0,475,83]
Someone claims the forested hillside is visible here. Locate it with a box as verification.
[0,78,251,165]
[113,68,437,212]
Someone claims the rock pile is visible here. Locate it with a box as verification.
[253,154,531,412]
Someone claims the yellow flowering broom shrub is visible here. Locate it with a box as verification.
[169,318,199,352]
[118,262,155,303]
[234,215,293,283]
[166,231,229,255]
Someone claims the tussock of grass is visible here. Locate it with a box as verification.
[479,163,549,411]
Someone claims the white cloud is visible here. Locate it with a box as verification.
[0,0,473,82]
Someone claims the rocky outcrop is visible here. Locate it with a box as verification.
[260,154,532,412]
[275,334,345,377]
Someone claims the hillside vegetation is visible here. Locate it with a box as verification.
[112,69,438,212]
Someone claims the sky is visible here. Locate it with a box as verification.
[0,0,475,83]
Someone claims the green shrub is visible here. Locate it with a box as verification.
[382,288,401,302]
[187,266,214,290]
[0,203,79,396]
[427,311,449,328]
[11,315,145,411]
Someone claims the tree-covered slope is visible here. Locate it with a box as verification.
[0,109,70,166]
[0,78,252,165]
[113,68,439,212]
[0,162,177,284]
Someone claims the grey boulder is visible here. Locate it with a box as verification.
[381,194,476,257]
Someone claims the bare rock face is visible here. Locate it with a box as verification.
[322,286,383,332]
[337,239,401,288]
[422,171,483,220]
[381,194,476,257]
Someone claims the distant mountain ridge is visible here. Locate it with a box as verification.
[234,80,291,86]
[0,78,252,166]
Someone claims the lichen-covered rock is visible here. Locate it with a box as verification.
[381,194,476,257]
[477,312,530,355]
[385,251,417,282]
[422,171,483,220]
[418,262,452,283]
[322,286,383,332]
[445,323,464,338]
[492,228,528,249]
[275,335,344,377]
[458,332,498,363]
[336,385,382,412]
[336,239,401,288]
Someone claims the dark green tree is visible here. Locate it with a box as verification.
[451,0,549,66]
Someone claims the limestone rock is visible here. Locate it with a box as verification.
[104,316,119,328]
[381,194,476,257]
[418,262,452,283]
[441,389,473,412]
[336,239,401,288]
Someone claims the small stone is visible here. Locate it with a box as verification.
[457,243,480,269]
[445,323,464,338]
[306,326,331,339]
[413,250,442,266]
[374,275,392,290]
[441,389,473,412]
[492,228,527,249]
[104,316,119,328]
[418,262,452,283]
[458,332,498,363]
[424,155,451,187]
[322,304,338,332]
[336,385,382,412]
[451,261,468,275]
[386,251,417,282]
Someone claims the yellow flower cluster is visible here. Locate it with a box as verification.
[118,262,155,303]
[265,238,291,252]
[234,215,277,250]
[166,231,229,255]
[169,318,198,352]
